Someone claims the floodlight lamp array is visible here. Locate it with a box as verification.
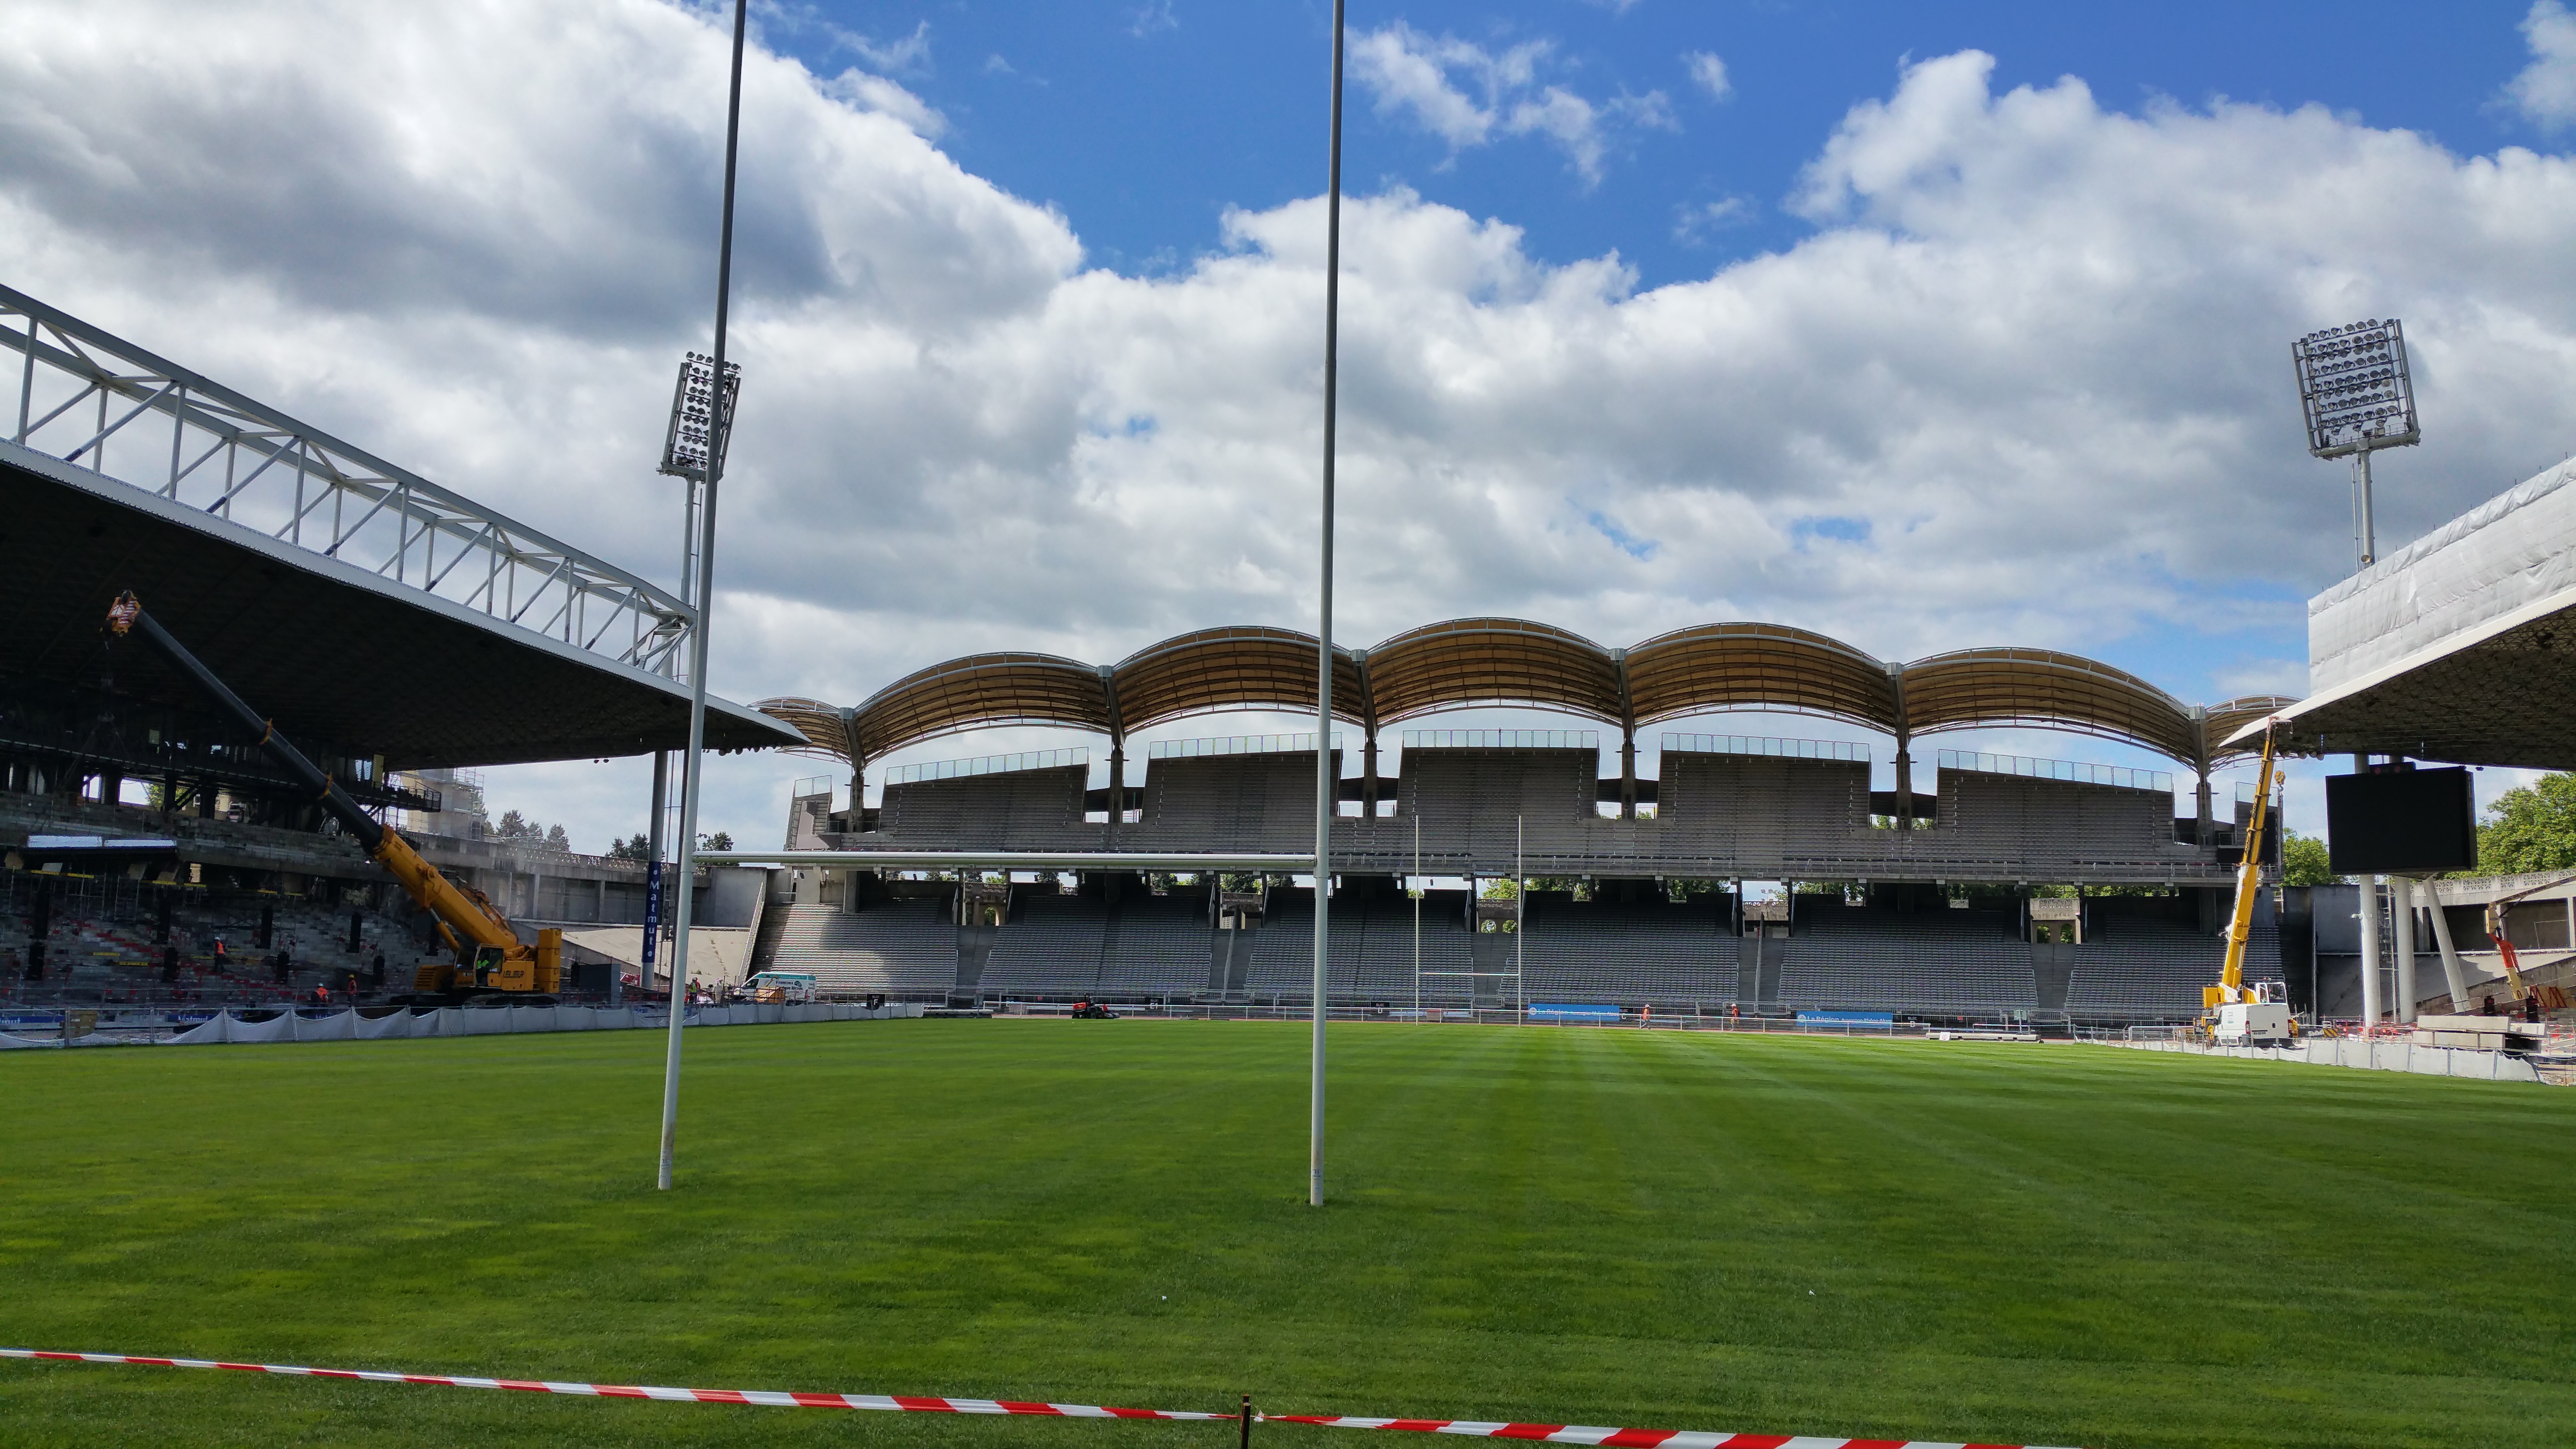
[657,351,741,482]
[2292,318,2418,458]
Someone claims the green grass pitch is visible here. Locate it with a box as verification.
[2,1019,2571,1449]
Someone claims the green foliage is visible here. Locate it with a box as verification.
[706,830,734,852]
[2,1026,2571,1448]
[605,833,652,863]
[2281,830,2343,886]
[2475,772,2576,876]
[491,810,571,849]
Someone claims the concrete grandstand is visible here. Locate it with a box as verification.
[744,621,2297,1025]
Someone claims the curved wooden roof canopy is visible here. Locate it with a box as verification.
[760,618,2291,777]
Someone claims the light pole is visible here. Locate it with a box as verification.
[2294,316,2420,1028]
[657,0,750,1191]
[2294,318,2419,570]
[1309,0,1347,1210]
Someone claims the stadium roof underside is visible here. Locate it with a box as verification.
[0,290,805,769]
[764,618,2288,779]
[1,441,797,768]
[2228,459,2576,769]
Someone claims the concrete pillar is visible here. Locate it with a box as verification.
[840,708,863,826]
[1620,728,1638,820]
[2391,875,2417,1023]
[1892,740,1914,829]
[2359,874,2383,1024]
[2194,773,2213,847]
[2420,879,2469,1009]
[1106,741,1126,845]
[1363,730,1379,813]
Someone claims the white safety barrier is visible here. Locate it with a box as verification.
[2099,1034,2546,1083]
[0,1002,922,1048]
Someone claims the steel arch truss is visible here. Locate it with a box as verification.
[761,616,2298,781]
[3,285,694,681]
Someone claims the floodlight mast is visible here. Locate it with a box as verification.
[2292,318,2419,569]
[646,351,740,1016]
[2292,316,2419,1030]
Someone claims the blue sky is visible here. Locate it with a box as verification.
[7,0,2575,847]
[768,1,2551,287]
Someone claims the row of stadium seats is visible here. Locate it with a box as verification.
[764,898,956,997]
[750,889,2274,1020]
[0,874,416,1004]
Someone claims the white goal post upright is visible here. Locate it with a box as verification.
[1308,0,1347,1211]
[656,0,749,1193]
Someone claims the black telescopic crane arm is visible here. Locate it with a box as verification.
[105,591,386,853]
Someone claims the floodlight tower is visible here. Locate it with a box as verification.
[637,352,740,1005]
[2293,318,2419,569]
[2293,317,2419,1029]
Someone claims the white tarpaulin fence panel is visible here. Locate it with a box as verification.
[2310,459,2576,694]
[0,1002,921,1047]
[2103,1035,2545,1083]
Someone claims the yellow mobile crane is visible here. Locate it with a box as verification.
[106,592,562,999]
[2204,726,2293,1045]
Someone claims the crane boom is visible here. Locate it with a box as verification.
[2201,726,2295,1044]
[105,592,547,987]
[2219,728,2278,994]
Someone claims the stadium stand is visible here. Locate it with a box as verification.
[878,765,1096,851]
[1520,896,1735,1004]
[1923,763,2196,876]
[1101,894,1218,996]
[1348,892,1475,1006]
[766,898,957,1000]
[736,613,2303,1023]
[981,893,1109,998]
[1141,753,1328,853]
[1773,900,2038,1018]
[1653,748,1874,875]
[2063,904,2267,1020]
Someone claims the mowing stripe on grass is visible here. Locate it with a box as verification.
[0,1348,2079,1448]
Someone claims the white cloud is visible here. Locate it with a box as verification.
[7,7,2576,847]
[1130,1,1177,40]
[1350,23,1670,183]
[1684,50,1731,102]
[1673,194,1755,243]
[842,18,931,73]
[2508,1,2576,129]
[826,69,945,138]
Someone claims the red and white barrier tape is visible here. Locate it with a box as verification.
[1272,1415,2073,1448]
[0,1350,1226,1419]
[0,1348,2077,1448]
